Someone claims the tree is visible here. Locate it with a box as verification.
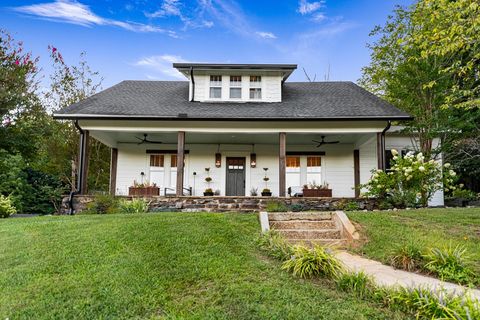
[409,0,480,109]
[44,47,110,192]
[359,4,453,159]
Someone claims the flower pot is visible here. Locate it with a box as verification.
[261,192,272,197]
[302,188,332,197]
[203,192,214,196]
[128,186,160,196]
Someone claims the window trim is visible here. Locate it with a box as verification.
[209,75,222,99]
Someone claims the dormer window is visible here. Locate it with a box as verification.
[229,75,242,99]
[209,75,222,99]
[249,76,262,100]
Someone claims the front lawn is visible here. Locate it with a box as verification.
[348,208,480,279]
[0,213,406,319]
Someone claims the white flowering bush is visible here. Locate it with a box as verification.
[361,150,458,208]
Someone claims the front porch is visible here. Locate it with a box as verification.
[75,119,390,199]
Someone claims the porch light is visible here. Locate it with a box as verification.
[215,153,222,168]
[250,153,257,168]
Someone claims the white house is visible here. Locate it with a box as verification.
[54,63,443,206]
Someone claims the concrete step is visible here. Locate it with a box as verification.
[277,229,342,240]
[270,220,336,230]
[287,239,346,248]
[268,212,332,221]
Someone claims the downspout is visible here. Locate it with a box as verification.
[190,66,195,102]
[381,120,392,171]
[68,120,85,215]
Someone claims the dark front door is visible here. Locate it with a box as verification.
[226,157,246,196]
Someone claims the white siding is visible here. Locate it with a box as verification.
[354,134,378,187]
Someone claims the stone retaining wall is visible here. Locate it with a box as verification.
[60,195,378,215]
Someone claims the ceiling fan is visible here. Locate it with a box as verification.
[118,134,163,145]
[312,136,340,148]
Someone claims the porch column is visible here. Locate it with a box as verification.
[176,131,185,196]
[279,132,286,197]
[77,130,90,194]
[353,149,360,198]
[109,148,118,196]
[376,132,385,171]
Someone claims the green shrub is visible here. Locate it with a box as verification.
[282,245,345,279]
[0,195,17,218]
[451,188,478,201]
[265,201,288,212]
[289,203,305,212]
[344,201,360,211]
[118,198,150,214]
[423,244,475,285]
[389,242,424,272]
[257,230,293,261]
[336,271,373,298]
[85,194,118,214]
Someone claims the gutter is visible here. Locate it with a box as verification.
[68,120,85,215]
[381,120,392,171]
[190,66,195,102]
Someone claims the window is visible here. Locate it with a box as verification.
[209,75,222,99]
[150,155,164,167]
[170,154,177,168]
[249,75,262,100]
[286,156,301,188]
[306,156,321,184]
[229,75,242,99]
[385,150,394,171]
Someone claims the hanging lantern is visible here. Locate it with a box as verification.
[250,153,257,168]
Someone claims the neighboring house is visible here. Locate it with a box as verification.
[54,63,442,205]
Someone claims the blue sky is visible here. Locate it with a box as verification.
[1,0,413,88]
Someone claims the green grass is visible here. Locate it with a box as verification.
[347,207,480,277]
[0,213,407,319]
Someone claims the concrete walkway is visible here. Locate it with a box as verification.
[336,251,480,301]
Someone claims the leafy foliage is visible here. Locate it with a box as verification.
[118,198,150,214]
[265,201,288,212]
[282,245,345,279]
[423,244,476,286]
[0,194,16,218]
[257,230,293,261]
[84,195,118,214]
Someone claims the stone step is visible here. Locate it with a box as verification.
[287,239,346,248]
[268,212,332,221]
[277,229,342,240]
[270,220,336,230]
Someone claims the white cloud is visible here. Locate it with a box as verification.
[297,0,325,15]
[13,0,177,36]
[146,0,214,30]
[256,31,277,39]
[134,54,189,79]
[312,12,326,22]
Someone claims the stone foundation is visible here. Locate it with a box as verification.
[60,195,378,215]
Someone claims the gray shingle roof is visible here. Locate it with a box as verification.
[54,80,411,120]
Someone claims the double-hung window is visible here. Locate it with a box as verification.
[306,156,322,185]
[249,75,262,100]
[229,75,242,99]
[286,156,301,188]
[209,75,222,99]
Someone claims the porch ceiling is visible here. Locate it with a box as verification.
[90,131,372,147]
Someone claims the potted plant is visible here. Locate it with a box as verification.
[204,188,214,196]
[203,168,214,196]
[250,187,258,196]
[302,181,332,197]
[261,168,272,196]
[128,180,160,196]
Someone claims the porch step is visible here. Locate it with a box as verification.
[270,220,336,230]
[268,212,332,221]
[277,229,341,240]
[287,239,346,247]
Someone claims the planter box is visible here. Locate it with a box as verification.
[302,189,332,197]
[261,192,272,197]
[203,192,214,196]
[128,186,160,196]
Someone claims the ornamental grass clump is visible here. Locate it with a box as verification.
[118,198,150,214]
[257,230,293,261]
[423,244,476,286]
[361,149,459,208]
[336,271,374,299]
[389,242,424,272]
[281,245,345,279]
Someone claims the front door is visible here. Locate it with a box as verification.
[226,157,246,196]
